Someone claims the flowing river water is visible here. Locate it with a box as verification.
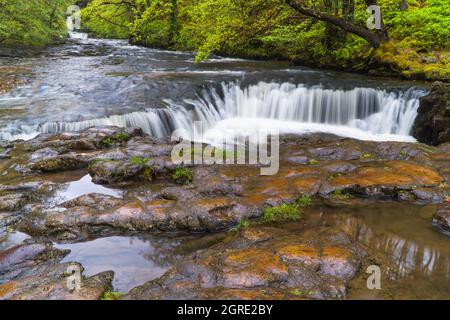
[0,34,448,299]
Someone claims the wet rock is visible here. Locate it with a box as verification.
[88,160,146,184]
[0,242,114,300]
[413,82,450,146]
[0,212,22,230]
[321,162,357,174]
[20,190,260,241]
[308,143,362,161]
[0,264,113,300]
[25,126,142,152]
[0,243,67,281]
[30,153,89,172]
[320,161,443,200]
[432,206,450,236]
[123,226,365,300]
[0,194,27,211]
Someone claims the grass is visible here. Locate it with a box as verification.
[129,155,150,166]
[263,203,302,223]
[0,147,4,153]
[172,167,193,185]
[101,291,124,300]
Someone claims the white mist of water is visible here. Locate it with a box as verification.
[0,82,424,142]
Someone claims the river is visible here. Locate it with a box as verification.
[0,33,427,142]
[0,33,448,300]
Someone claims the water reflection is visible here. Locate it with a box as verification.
[312,203,450,298]
[51,174,122,205]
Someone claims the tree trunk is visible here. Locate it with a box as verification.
[285,0,387,47]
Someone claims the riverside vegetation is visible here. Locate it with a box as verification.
[0,0,449,301]
[0,0,449,80]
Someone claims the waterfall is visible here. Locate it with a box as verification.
[0,82,425,142]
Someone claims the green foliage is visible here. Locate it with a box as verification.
[101,291,124,300]
[263,203,302,223]
[0,0,73,46]
[81,0,133,39]
[388,0,450,50]
[172,167,193,185]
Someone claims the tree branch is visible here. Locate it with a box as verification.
[285,0,387,47]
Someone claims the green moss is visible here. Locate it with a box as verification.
[263,203,302,223]
[101,291,124,300]
[114,132,129,141]
[230,219,250,232]
[172,167,193,185]
[308,159,319,165]
[362,153,372,159]
[297,193,313,207]
[331,189,350,200]
[290,288,310,296]
[100,137,114,147]
[0,147,4,153]
[129,155,150,166]
[142,167,154,181]
[88,158,113,169]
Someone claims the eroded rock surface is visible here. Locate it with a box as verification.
[0,242,113,300]
[124,225,367,300]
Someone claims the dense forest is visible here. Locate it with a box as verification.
[0,0,449,80]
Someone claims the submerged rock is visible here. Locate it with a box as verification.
[433,206,450,236]
[413,82,450,146]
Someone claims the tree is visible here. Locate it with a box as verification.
[284,0,388,47]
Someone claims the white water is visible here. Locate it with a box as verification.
[0,82,424,142]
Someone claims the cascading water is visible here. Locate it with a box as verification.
[0,82,425,142]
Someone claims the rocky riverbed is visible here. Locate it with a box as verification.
[0,126,449,299]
